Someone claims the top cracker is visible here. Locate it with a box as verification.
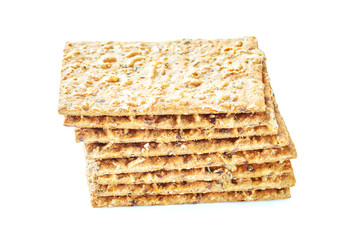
[58,37,266,116]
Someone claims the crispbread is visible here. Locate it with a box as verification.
[89,172,295,197]
[91,188,290,207]
[58,37,266,116]
[65,111,272,129]
[92,160,293,185]
[91,188,291,207]
[84,99,288,159]
[64,62,277,130]
[89,141,296,175]
[75,65,278,143]
[73,64,278,143]
[75,125,275,143]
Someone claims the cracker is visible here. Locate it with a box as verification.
[88,141,296,174]
[64,62,276,130]
[90,172,295,197]
[84,99,288,159]
[75,125,276,143]
[73,65,277,143]
[58,37,266,116]
[65,111,272,130]
[91,188,291,207]
[93,160,293,185]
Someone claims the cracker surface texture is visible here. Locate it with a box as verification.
[75,66,278,143]
[59,37,266,116]
[64,62,276,130]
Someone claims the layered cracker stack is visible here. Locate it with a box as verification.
[58,37,297,207]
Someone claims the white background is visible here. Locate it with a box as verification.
[1,0,359,239]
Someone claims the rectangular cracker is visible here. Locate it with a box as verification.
[74,64,277,143]
[84,98,288,159]
[89,141,296,175]
[58,37,266,116]
[64,61,276,130]
[92,160,293,185]
[91,188,291,207]
[75,125,276,143]
[65,111,272,130]
[75,66,277,143]
[89,172,295,197]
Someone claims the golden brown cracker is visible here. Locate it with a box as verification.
[91,188,291,207]
[75,125,275,143]
[59,37,266,116]
[64,61,277,130]
[93,160,293,185]
[90,172,295,197]
[89,141,296,175]
[84,101,288,159]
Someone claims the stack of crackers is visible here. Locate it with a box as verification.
[58,37,297,207]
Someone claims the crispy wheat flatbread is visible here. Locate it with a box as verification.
[84,99,288,159]
[89,141,296,175]
[92,160,293,185]
[89,172,295,197]
[65,111,272,130]
[73,65,277,142]
[91,188,291,207]
[75,125,275,143]
[64,62,276,130]
[58,37,266,116]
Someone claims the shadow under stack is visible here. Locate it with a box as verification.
[58,37,297,207]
